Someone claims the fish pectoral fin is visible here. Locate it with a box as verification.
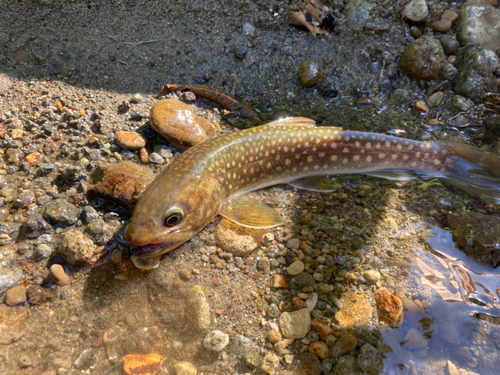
[289,175,342,192]
[266,117,318,127]
[363,171,416,181]
[220,195,283,229]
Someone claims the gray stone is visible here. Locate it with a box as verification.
[15,190,35,208]
[44,198,80,225]
[35,244,54,259]
[149,152,164,164]
[83,206,99,224]
[25,214,53,239]
[85,220,113,245]
[279,308,311,339]
[453,47,497,102]
[452,95,473,112]
[357,344,384,374]
[440,37,459,55]
[403,0,428,22]
[203,330,229,352]
[457,4,500,55]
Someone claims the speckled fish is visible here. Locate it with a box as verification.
[125,117,500,258]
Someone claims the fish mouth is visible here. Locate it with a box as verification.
[131,242,175,258]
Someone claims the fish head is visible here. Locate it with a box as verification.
[125,175,224,258]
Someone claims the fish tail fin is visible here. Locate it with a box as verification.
[440,143,500,201]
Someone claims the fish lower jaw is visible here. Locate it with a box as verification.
[131,242,176,258]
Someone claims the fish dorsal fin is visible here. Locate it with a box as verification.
[289,175,342,192]
[219,195,283,228]
[266,117,317,127]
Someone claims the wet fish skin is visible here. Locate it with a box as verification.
[125,118,500,258]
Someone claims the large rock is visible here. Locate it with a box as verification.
[447,211,500,268]
[400,36,445,81]
[453,47,498,102]
[457,3,500,55]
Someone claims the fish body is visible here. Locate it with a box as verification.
[125,118,500,258]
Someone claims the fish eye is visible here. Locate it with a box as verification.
[165,211,183,227]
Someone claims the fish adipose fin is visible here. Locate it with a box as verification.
[220,195,283,228]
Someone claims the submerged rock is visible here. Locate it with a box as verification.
[44,198,80,225]
[403,0,428,22]
[88,161,155,211]
[59,229,95,267]
[374,288,403,327]
[280,308,311,339]
[453,47,497,102]
[215,218,267,256]
[24,214,53,239]
[186,285,211,331]
[299,60,325,88]
[457,3,500,55]
[150,98,207,148]
[400,36,445,81]
[447,211,500,268]
[122,353,163,375]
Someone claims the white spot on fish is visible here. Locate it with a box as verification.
[366,155,372,162]
[343,148,349,153]
[331,155,338,161]
[342,158,349,164]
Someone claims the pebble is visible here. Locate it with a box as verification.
[308,340,329,359]
[363,269,381,282]
[17,354,32,368]
[306,292,318,312]
[214,218,266,256]
[74,348,93,368]
[440,36,460,56]
[149,152,164,164]
[299,60,324,88]
[116,131,146,151]
[26,285,58,305]
[400,36,445,81]
[44,198,80,225]
[403,0,428,22]
[404,328,428,349]
[203,330,229,352]
[5,285,27,306]
[50,264,70,285]
[16,189,35,208]
[270,274,288,288]
[374,288,404,327]
[118,100,131,113]
[260,352,279,375]
[267,330,281,344]
[311,319,334,340]
[329,333,358,357]
[131,255,160,270]
[150,98,207,148]
[357,343,384,373]
[335,291,372,329]
[174,361,197,375]
[178,269,192,281]
[429,9,458,33]
[257,257,270,272]
[139,147,150,163]
[25,214,54,239]
[130,94,143,104]
[415,100,428,112]
[286,238,300,250]
[186,285,211,331]
[59,229,95,267]
[287,260,305,276]
[122,353,164,375]
[279,308,311,339]
[427,91,444,108]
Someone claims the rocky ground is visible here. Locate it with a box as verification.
[1,0,500,375]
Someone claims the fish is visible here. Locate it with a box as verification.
[125,117,500,258]
[157,84,262,123]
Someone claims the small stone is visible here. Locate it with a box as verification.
[374,288,404,327]
[215,218,267,256]
[44,198,79,225]
[257,257,271,272]
[179,91,196,103]
[203,330,229,352]
[16,190,35,208]
[329,333,358,358]
[83,206,99,224]
[299,60,324,88]
[74,348,93,368]
[122,353,164,375]
[440,36,460,55]
[186,285,211,331]
[279,308,311,339]
[234,46,247,59]
[268,330,282,344]
[118,100,131,114]
[26,285,58,305]
[429,9,458,33]
[5,285,27,306]
[270,274,288,288]
[357,344,384,373]
[260,352,279,375]
[18,354,32,368]
[404,328,428,349]
[287,261,305,276]
[25,214,53,239]
[410,26,422,38]
[293,296,307,310]
[11,128,24,139]
[427,91,444,108]
[311,319,335,340]
[415,101,428,112]
[116,131,146,151]
[130,94,143,104]
[179,269,192,281]
[400,36,445,81]
[150,99,207,148]
[149,152,164,164]
[139,148,150,163]
[403,0,428,22]
[174,361,197,375]
[286,238,300,250]
[59,229,95,267]
[50,264,70,285]
[363,270,381,282]
[309,340,329,359]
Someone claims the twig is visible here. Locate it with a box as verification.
[116,60,129,66]
[123,39,160,46]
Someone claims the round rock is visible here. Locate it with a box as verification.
[299,60,325,88]
[403,0,428,22]
[59,229,95,267]
[150,99,207,148]
[203,330,229,352]
[116,131,146,151]
[400,36,445,81]
[44,198,79,225]
[287,260,305,276]
[279,308,311,339]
